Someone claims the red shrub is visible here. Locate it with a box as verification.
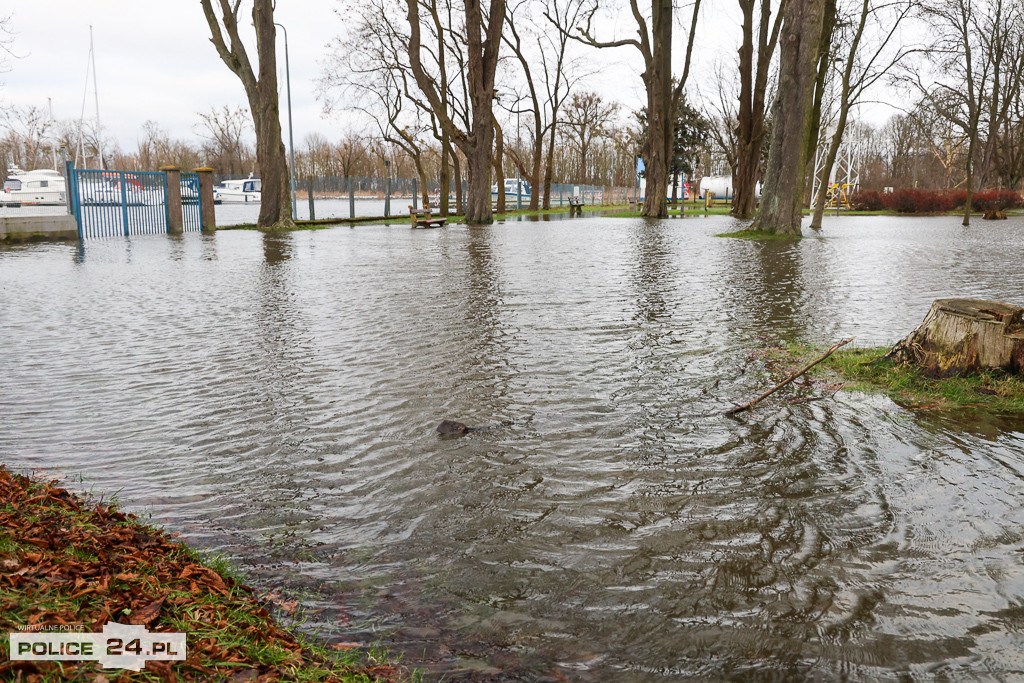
[971,190,1024,211]
[852,190,884,211]
[879,188,961,213]
[862,188,1023,214]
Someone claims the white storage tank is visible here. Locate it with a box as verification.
[698,175,761,200]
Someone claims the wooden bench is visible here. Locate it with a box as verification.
[409,204,446,228]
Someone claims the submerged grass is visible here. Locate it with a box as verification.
[0,466,404,682]
[781,345,1024,413]
[602,206,734,218]
[716,229,802,241]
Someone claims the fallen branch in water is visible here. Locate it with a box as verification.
[786,382,846,404]
[726,337,855,415]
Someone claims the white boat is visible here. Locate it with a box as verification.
[180,180,199,202]
[491,178,531,203]
[78,175,161,207]
[214,175,261,204]
[1,168,67,206]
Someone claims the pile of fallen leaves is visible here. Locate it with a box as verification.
[0,466,398,682]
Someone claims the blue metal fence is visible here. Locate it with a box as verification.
[181,173,202,232]
[71,169,169,239]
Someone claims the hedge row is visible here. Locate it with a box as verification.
[851,189,1024,213]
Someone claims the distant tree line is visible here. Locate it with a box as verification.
[2,0,1021,231]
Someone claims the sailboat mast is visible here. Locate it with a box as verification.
[48,97,57,170]
[89,26,104,169]
[76,31,93,167]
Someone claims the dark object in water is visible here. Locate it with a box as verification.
[436,420,469,435]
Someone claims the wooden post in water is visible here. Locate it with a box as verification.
[161,166,183,234]
[348,176,355,218]
[307,175,315,221]
[194,167,216,232]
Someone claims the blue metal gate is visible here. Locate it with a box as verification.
[181,172,202,232]
[71,169,169,239]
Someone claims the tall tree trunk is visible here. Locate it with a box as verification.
[809,107,848,229]
[528,136,541,210]
[543,122,557,209]
[749,0,827,235]
[466,135,495,220]
[439,135,452,215]
[493,117,506,214]
[963,134,975,226]
[733,0,781,220]
[452,147,464,215]
[642,0,674,219]
[405,0,503,225]
[200,0,293,228]
[734,0,759,219]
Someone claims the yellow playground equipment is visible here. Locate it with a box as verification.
[825,183,856,210]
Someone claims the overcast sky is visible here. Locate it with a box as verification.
[2,1,898,159]
[3,1,347,151]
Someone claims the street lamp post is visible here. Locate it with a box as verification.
[384,159,391,217]
[275,22,297,221]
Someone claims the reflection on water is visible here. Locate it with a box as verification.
[3,215,1024,679]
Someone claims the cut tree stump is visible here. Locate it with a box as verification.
[885,298,1024,376]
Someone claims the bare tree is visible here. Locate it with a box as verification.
[809,0,918,229]
[915,0,1024,225]
[701,63,742,187]
[322,1,437,209]
[501,0,544,209]
[1,105,54,170]
[749,0,831,235]
[136,121,202,172]
[561,91,619,183]
[405,0,506,223]
[200,0,293,228]
[732,0,787,218]
[195,105,252,174]
[573,0,702,217]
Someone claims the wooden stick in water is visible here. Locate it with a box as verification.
[725,337,855,415]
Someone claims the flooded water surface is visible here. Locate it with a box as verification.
[3,214,1024,679]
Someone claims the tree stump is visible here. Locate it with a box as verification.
[885,299,1024,377]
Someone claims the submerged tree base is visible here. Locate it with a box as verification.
[716,229,803,241]
[774,345,1024,413]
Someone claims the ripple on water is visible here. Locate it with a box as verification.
[3,216,1024,678]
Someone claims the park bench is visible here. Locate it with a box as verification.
[409,204,446,228]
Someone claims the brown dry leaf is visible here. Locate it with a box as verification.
[129,594,166,626]
[228,669,260,682]
[92,675,110,683]
[331,642,362,651]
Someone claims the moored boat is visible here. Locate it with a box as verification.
[1,168,67,207]
[214,175,261,204]
[491,178,531,204]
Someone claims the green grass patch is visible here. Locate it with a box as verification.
[780,345,1024,413]
[716,228,802,241]
[0,466,404,681]
[602,205,733,218]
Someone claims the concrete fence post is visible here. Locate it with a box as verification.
[161,166,183,234]
[194,167,216,232]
